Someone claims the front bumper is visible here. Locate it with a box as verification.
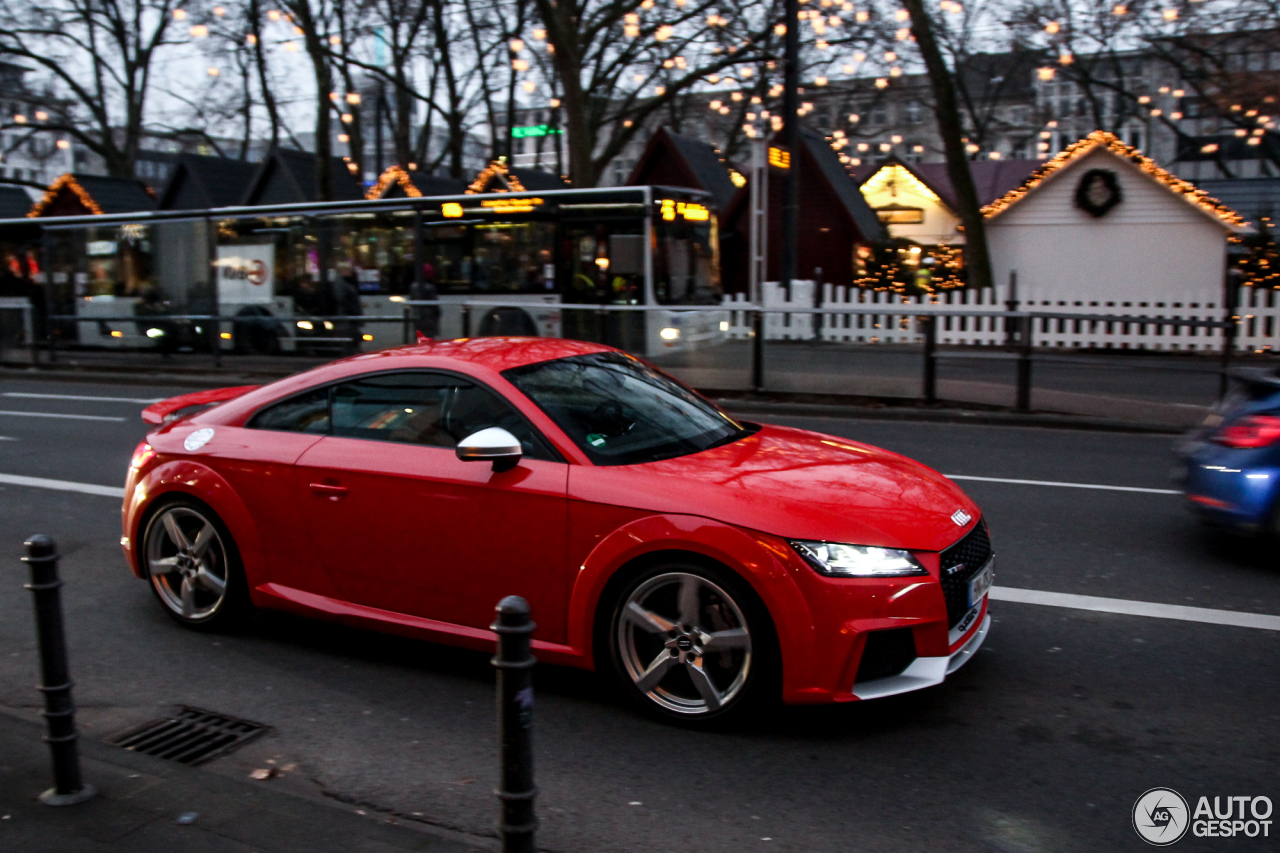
[852,610,990,700]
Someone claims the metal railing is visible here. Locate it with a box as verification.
[18,301,1240,414]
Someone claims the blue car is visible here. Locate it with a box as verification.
[1179,368,1280,535]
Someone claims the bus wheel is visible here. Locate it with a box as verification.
[478,307,538,337]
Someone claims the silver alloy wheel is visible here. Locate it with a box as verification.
[146,506,229,621]
[617,572,753,715]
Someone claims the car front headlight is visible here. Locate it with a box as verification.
[789,540,927,577]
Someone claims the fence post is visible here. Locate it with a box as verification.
[1220,271,1240,398]
[751,309,765,394]
[491,596,537,853]
[1004,270,1018,347]
[21,535,95,806]
[1015,314,1034,412]
[402,306,412,345]
[920,315,937,404]
[461,304,472,338]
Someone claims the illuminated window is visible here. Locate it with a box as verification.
[875,204,925,224]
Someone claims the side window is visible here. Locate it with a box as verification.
[328,371,558,461]
[247,387,330,433]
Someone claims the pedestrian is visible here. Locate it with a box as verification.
[410,262,441,339]
[334,268,363,350]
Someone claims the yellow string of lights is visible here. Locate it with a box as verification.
[364,165,423,200]
[466,159,527,194]
[28,173,103,217]
[982,130,1245,227]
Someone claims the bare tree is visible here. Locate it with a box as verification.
[902,0,995,290]
[530,0,790,186]
[0,0,190,177]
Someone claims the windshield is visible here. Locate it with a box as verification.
[502,352,751,465]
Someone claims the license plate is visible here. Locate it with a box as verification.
[969,562,994,607]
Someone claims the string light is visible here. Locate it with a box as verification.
[29,174,103,217]
[467,160,527,194]
[366,165,423,200]
[982,131,1244,227]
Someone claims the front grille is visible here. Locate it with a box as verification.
[855,627,917,683]
[107,706,268,765]
[938,521,993,629]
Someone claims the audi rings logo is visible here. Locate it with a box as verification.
[1134,788,1190,846]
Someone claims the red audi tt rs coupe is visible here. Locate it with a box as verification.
[121,338,993,723]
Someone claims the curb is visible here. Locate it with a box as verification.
[715,398,1186,434]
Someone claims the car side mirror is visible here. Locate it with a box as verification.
[456,427,523,472]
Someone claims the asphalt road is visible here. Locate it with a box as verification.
[1,376,1278,853]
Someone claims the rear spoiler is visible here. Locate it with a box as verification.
[141,385,262,425]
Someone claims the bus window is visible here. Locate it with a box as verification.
[326,212,416,296]
[654,219,720,305]
[563,225,643,305]
[420,221,555,295]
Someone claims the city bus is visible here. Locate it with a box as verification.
[0,185,724,357]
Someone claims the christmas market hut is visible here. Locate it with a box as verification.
[365,165,466,200]
[855,156,1040,246]
[626,127,740,212]
[28,173,156,218]
[982,131,1249,307]
[465,158,568,193]
[157,153,260,211]
[719,127,887,294]
[239,148,365,205]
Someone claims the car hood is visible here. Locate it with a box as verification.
[569,423,979,552]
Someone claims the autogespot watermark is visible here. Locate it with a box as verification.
[1132,788,1273,845]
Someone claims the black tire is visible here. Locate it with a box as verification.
[598,557,780,727]
[478,307,538,337]
[140,497,251,631]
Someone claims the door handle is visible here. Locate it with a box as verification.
[309,482,349,499]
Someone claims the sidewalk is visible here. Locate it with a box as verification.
[1,349,1208,432]
[0,711,489,852]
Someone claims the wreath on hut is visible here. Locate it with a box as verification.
[1075,168,1123,218]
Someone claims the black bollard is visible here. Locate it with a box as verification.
[21,535,95,806]
[491,595,537,853]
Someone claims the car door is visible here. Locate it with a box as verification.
[214,386,331,594]
[292,370,572,642]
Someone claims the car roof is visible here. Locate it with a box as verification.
[338,337,617,373]
[189,337,618,433]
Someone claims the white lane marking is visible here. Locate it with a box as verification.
[1,392,163,404]
[0,410,126,422]
[991,586,1280,632]
[0,436,15,441]
[0,473,124,498]
[946,474,1179,495]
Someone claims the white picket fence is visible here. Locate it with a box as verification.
[721,284,1280,352]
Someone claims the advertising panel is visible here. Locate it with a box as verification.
[215,244,274,306]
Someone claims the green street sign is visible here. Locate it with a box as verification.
[511,124,562,138]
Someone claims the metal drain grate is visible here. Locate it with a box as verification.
[107,706,269,765]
